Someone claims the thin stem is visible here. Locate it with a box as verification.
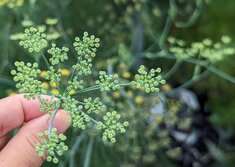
[41,52,50,70]
[81,111,100,125]
[145,52,235,84]
[207,66,235,84]
[72,85,100,95]
[174,0,203,28]
[0,22,11,73]
[48,100,61,138]
[163,59,182,79]
[89,117,99,125]
[72,83,132,96]
[63,70,76,95]
[77,101,86,105]
[64,55,81,95]
[175,70,209,89]
[159,16,172,50]
[69,132,86,167]
[118,83,132,87]
[83,138,94,167]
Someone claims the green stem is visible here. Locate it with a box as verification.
[174,0,203,28]
[207,66,235,84]
[83,138,94,167]
[64,70,76,95]
[69,132,86,167]
[176,70,209,89]
[89,117,99,125]
[48,100,61,139]
[81,111,100,125]
[146,52,235,84]
[72,85,100,95]
[77,101,86,105]
[41,52,51,70]
[0,22,11,73]
[159,16,172,50]
[118,83,132,87]
[72,83,131,96]
[163,59,182,79]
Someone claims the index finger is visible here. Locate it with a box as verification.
[0,94,50,137]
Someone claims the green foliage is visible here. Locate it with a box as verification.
[74,32,100,60]
[35,128,68,164]
[19,27,48,53]
[0,0,24,8]
[11,61,47,99]
[84,97,106,114]
[47,44,69,65]
[11,26,165,164]
[95,71,120,92]
[168,36,235,63]
[131,65,166,93]
[98,111,129,143]
[2,1,235,166]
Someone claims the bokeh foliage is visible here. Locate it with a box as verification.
[1,0,235,166]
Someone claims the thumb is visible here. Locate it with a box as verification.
[0,110,70,167]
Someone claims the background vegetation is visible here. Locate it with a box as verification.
[0,0,235,166]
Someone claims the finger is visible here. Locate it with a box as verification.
[0,110,70,167]
[0,134,9,151]
[0,94,53,137]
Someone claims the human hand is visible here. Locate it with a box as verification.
[0,94,70,167]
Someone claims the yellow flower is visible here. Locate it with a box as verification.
[131,84,137,90]
[140,86,145,91]
[161,84,172,92]
[135,95,144,104]
[61,68,71,77]
[112,91,121,98]
[40,70,47,78]
[69,89,76,95]
[8,92,17,96]
[41,82,49,89]
[122,71,131,79]
[126,90,133,98]
[51,89,60,95]
[118,63,127,69]
[155,115,163,123]
[50,81,57,88]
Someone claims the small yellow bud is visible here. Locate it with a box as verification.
[135,95,144,104]
[140,86,145,91]
[131,84,137,90]
[126,90,133,98]
[51,89,60,95]
[69,89,76,95]
[41,82,49,89]
[40,70,47,78]
[155,115,163,123]
[118,63,127,69]
[161,84,171,92]
[122,71,131,79]
[50,82,57,88]
[112,91,121,98]
[8,92,17,96]
[61,68,71,77]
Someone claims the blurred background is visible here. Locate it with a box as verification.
[0,0,235,166]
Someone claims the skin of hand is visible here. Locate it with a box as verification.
[0,94,70,167]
